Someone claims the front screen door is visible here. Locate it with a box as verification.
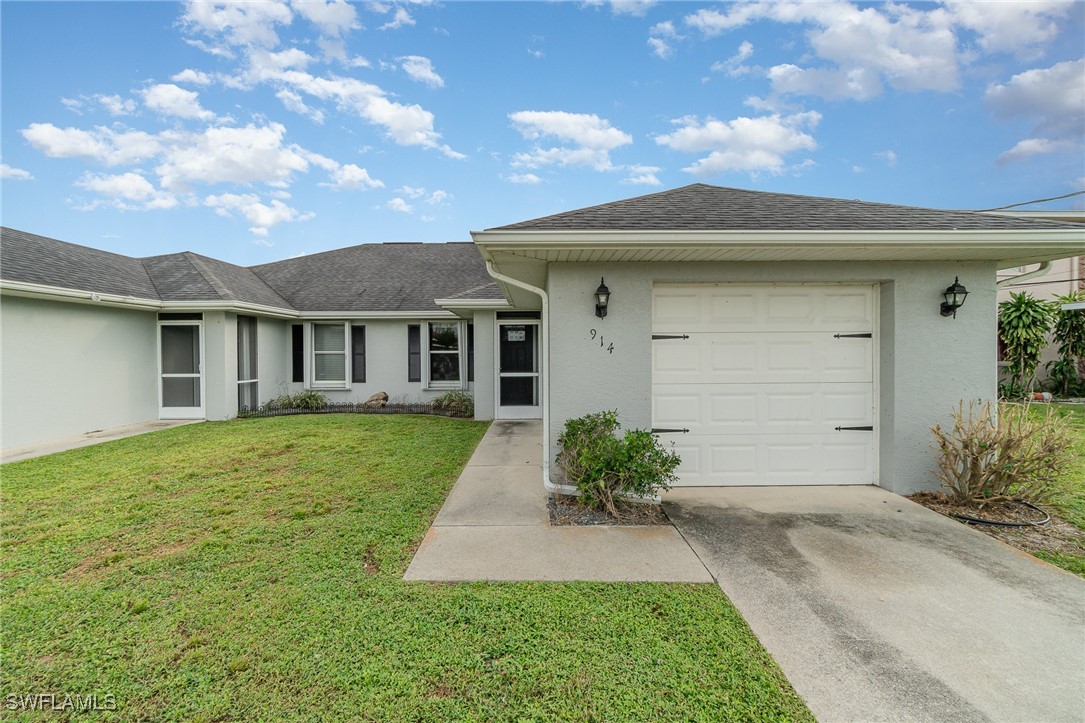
[497,322,540,419]
[159,322,205,419]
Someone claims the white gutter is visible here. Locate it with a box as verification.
[997,261,1053,288]
[483,259,573,496]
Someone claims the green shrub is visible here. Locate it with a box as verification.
[998,291,1055,393]
[1046,291,1085,397]
[431,390,474,417]
[556,410,680,517]
[932,400,1073,507]
[267,390,328,411]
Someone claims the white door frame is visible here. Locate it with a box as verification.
[494,319,542,419]
[158,320,206,419]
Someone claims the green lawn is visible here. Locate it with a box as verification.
[2,415,811,721]
[1034,404,1085,574]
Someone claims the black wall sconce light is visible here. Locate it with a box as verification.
[594,277,611,318]
[940,277,969,318]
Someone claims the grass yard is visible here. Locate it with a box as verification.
[1034,403,1085,575]
[2,415,811,721]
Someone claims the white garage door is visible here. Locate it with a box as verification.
[652,284,876,486]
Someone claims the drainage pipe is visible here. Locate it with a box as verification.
[997,260,1052,288]
[484,260,576,495]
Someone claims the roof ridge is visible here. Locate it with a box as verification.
[183,253,231,301]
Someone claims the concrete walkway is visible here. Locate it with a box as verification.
[664,486,1085,723]
[2,419,200,463]
[404,420,712,582]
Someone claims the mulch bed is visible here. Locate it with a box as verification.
[548,494,670,526]
[910,492,1085,559]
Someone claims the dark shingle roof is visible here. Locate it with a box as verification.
[0,227,160,299]
[489,184,1081,232]
[251,242,494,312]
[1,228,493,312]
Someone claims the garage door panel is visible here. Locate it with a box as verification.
[654,333,872,384]
[654,285,874,333]
[653,383,872,435]
[662,435,875,486]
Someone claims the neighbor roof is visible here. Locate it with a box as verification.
[489,184,1081,232]
[1,228,496,312]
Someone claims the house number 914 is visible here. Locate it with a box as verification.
[589,329,614,354]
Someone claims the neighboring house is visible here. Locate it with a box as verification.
[3,184,1083,494]
[992,211,1085,382]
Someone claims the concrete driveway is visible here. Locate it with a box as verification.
[664,486,1085,723]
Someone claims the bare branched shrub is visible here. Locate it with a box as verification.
[932,401,1073,508]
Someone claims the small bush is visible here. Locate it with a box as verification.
[556,410,680,517]
[932,400,1073,508]
[431,390,474,417]
[267,390,328,411]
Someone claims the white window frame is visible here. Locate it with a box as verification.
[423,320,468,391]
[309,321,350,390]
[237,315,259,410]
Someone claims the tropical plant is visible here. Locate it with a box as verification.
[998,291,1055,393]
[931,400,1073,508]
[556,410,680,518]
[431,390,474,417]
[267,390,328,410]
[1046,291,1085,397]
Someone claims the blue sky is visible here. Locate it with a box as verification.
[2,1,1083,265]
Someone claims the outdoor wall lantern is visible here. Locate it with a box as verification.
[595,277,612,318]
[940,277,969,318]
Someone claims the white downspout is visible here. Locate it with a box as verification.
[997,261,1052,288]
[484,259,575,495]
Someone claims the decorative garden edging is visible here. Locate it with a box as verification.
[237,402,467,419]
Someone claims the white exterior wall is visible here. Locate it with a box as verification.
[1,295,159,449]
[286,318,481,408]
[546,260,997,495]
[257,318,292,404]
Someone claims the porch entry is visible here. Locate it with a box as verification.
[496,320,541,419]
[158,321,205,419]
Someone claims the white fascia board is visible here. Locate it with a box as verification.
[433,298,511,309]
[471,228,1085,248]
[0,280,161,310]
[300,309,459,320]
[158,300,297,319]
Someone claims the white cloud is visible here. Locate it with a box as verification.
[875,149,897,167]
[987,58,1085,164]
[621,164,662,185]
[141,84,216,121]
[852,165,864,173]
[648,20,681,59]
[506,173,541,184]
[21,123,162,166]
[97,94,137,116]
[397,184,426,198]
[181,0,293,48]
[528,48,545,59]
[509,110,632,171]
[155,123,310,190]
[426,189,449,205]
[582,0,656,17]
[171,68,214,86]
[61,97,84,114]
[1,163,33,180]
[380,7,415,30]
[291,0,358,36]
[322,163,383,190]
[75,171,178,210]
[276,89,325,124]
[686,2,960,99]
[948,1,1072,57]
[204,192,313,236]
[386,197,413,213]
[996,138,1077,165]
[399,55,444,88]
[183,37,235,59]
[711,40,754,76]
[655,112,821,176]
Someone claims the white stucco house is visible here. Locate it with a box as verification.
[3,185,1083,493]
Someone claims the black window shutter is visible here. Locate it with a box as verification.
[467,324,474,382]
[407,325,421,382]
[351,325,366,383]
[291,324,304,383]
